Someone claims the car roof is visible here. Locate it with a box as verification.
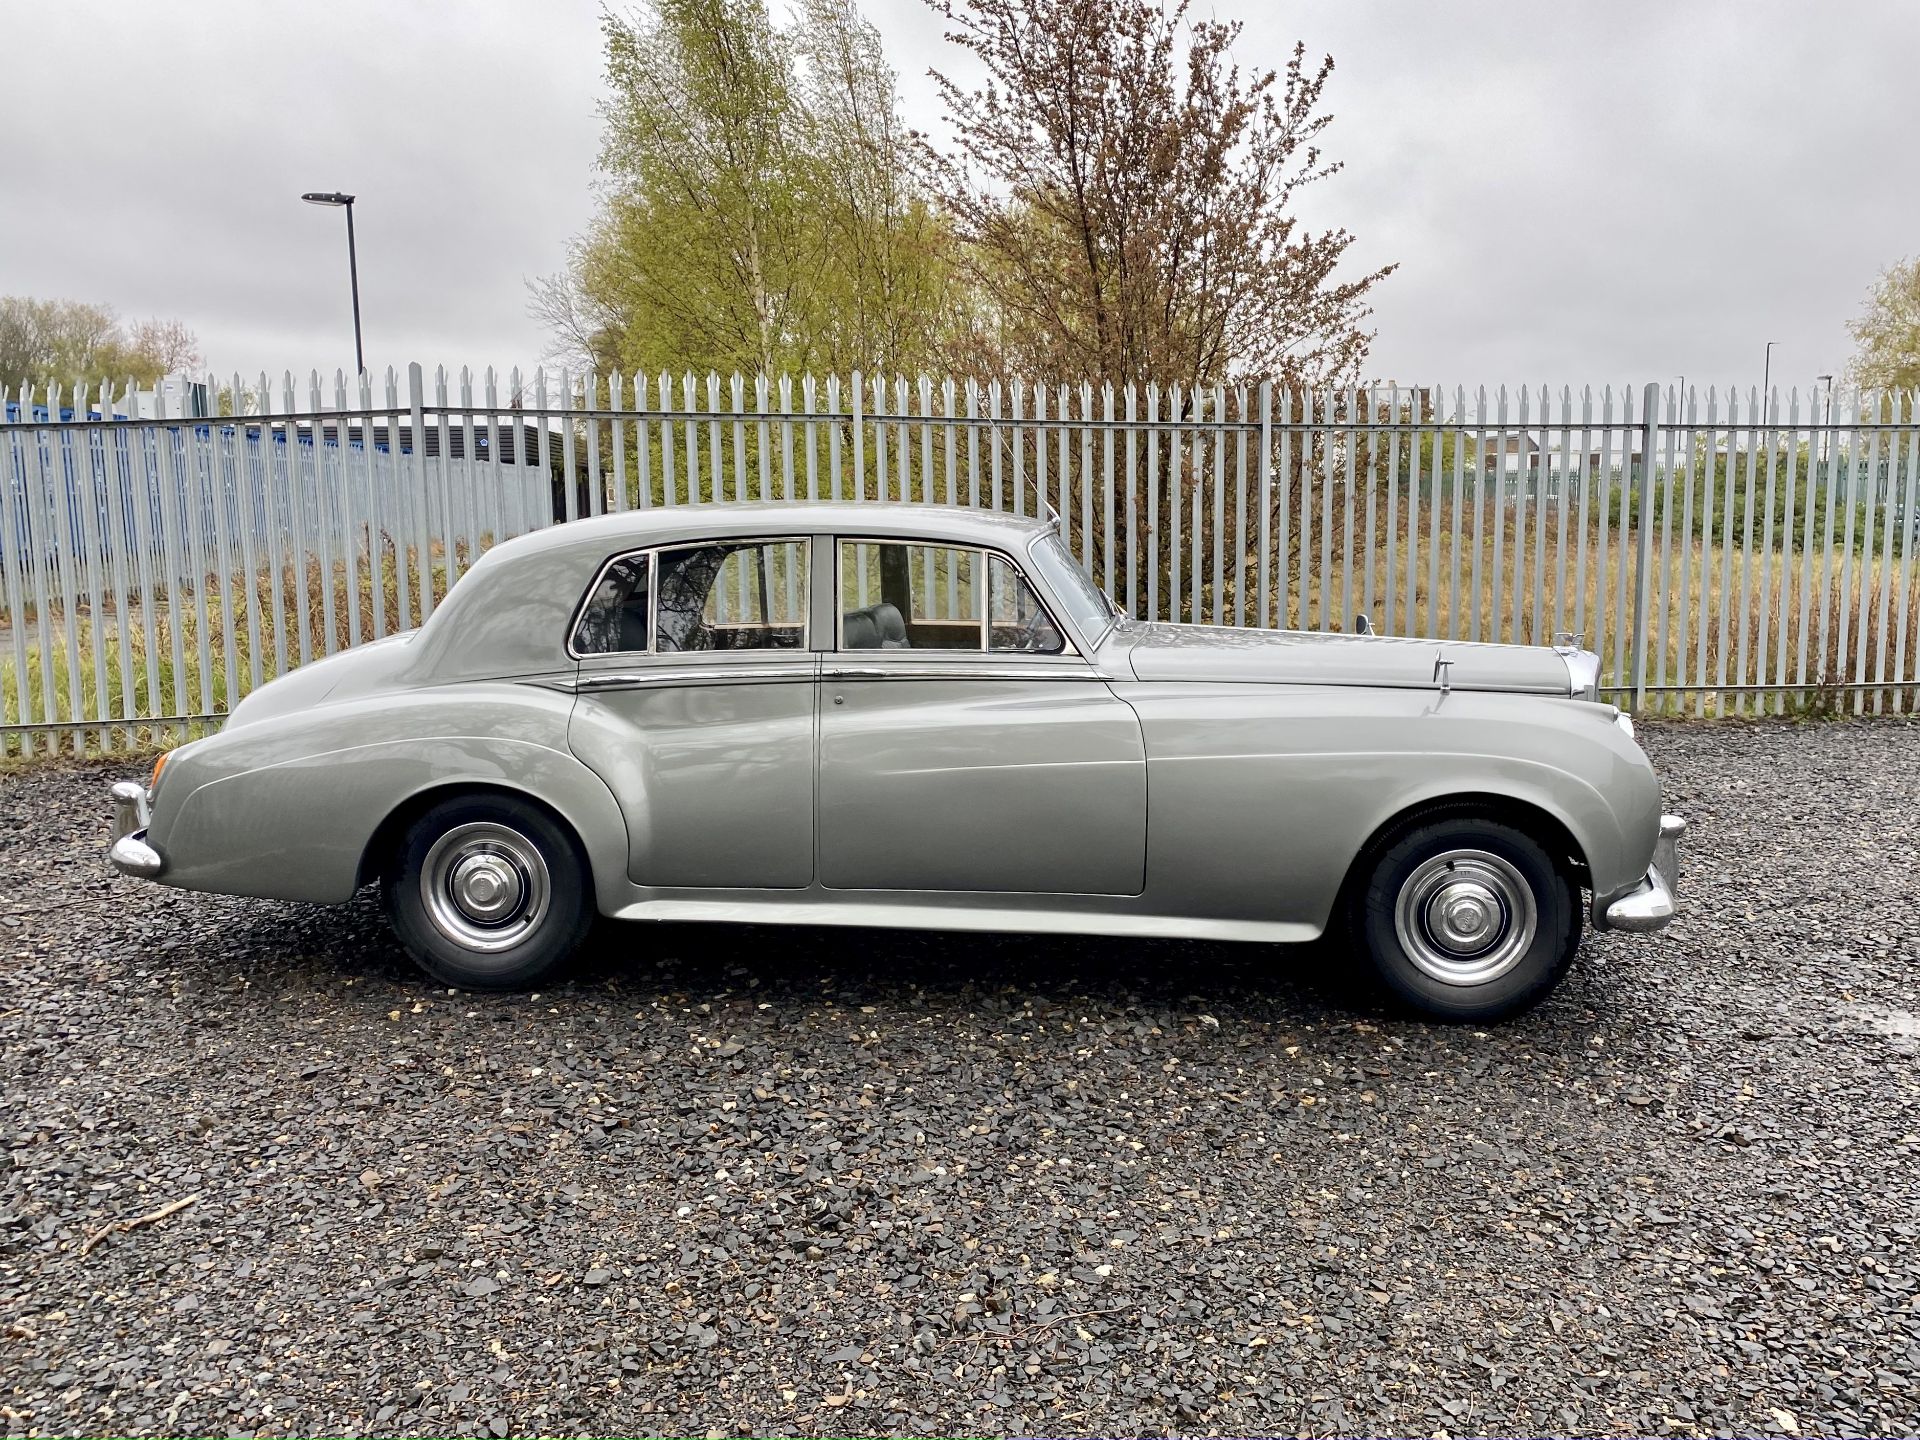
[492,501,1054,563]
[401,503,1062,684]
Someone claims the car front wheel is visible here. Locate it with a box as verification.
[1353,815,1580,1022]
[383,794,594,990]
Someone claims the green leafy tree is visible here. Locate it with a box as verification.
[1847,256,1920,393]
[0,296,201,394]
[789,0,956,374]
[536,0,953,380]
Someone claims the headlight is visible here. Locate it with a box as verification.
[1613,711,1636,742]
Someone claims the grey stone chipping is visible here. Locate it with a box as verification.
[1,717,1917,1436]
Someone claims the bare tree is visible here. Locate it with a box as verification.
[924,0,1392,393]
[126,317,203,377]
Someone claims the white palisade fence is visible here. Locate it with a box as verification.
[3,363,1918,756]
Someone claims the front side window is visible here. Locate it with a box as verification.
[988,555,1064,653]
[572,539,807,655]
[839,541,1063,654]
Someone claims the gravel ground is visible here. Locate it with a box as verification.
[2,718,1918,1438]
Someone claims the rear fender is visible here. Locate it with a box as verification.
[147,687,626,907]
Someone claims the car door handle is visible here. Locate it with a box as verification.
[574,671,651,691]
[822,667,887,680]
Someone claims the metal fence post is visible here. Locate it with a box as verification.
[408,362,434,624]
[1256,379,1272,630]
[851,370,864,502]
[1630,381,1660,710]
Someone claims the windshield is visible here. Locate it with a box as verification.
[1027,532,1119,643]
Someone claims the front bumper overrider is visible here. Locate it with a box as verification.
[1596,813,1685,932]
[107,780,165,879]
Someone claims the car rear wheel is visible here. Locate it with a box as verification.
[1352,815,1580,1021]
[383,794,593,990]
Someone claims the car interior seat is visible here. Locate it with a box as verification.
[842,602,910,649]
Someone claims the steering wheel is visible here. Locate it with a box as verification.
[1009,608,1057,653]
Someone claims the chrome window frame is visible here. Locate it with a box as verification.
[830,536,1079,660]
[565,535,814,662]
[564,550,654,661]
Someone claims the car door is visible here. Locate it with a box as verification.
[564,536,818,889]
[816,537,1147,896]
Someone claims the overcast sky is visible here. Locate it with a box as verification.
[3,0,1915,395]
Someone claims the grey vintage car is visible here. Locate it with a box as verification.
[107,503,1682,1021]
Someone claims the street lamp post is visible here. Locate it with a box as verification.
[1761,341,1776,426]
[301,191,363,376]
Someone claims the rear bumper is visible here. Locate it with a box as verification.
[107,780,165,879]
[1595,813,1684,932]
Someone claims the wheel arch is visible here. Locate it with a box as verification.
[356,780,597,897]
[1339,791,1593,915]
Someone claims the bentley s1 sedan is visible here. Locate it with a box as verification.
[108,503,1682,1021]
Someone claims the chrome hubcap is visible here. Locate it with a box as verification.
[1394,849,1537,986]
[421,822,550,952]
[1428,878,1501,950]
[450,852,522,921]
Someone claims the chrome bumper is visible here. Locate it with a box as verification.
[107,780,165,879]
[1597,813,1685,932]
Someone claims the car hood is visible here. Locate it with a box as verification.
[222,630,420,729]
[1109,622,1577,696]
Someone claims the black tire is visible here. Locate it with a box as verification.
[382,793,594,990]
[1350,815,1580,1022]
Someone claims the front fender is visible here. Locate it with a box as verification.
[1116,682,1662,931]
[146,686,626,907]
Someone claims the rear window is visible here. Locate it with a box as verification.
[571,554,651,654]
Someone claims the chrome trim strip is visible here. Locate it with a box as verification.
[822,664,1111,682]
[560,662,820,693]
[1105,675,1568,697]
[550,658,1102,691]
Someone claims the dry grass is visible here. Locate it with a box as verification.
[1114,477,1920,717]
[1,541,474,758]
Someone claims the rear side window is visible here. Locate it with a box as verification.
[656,540,809,652]
[572,554,651,654]
[573,539,809,656]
